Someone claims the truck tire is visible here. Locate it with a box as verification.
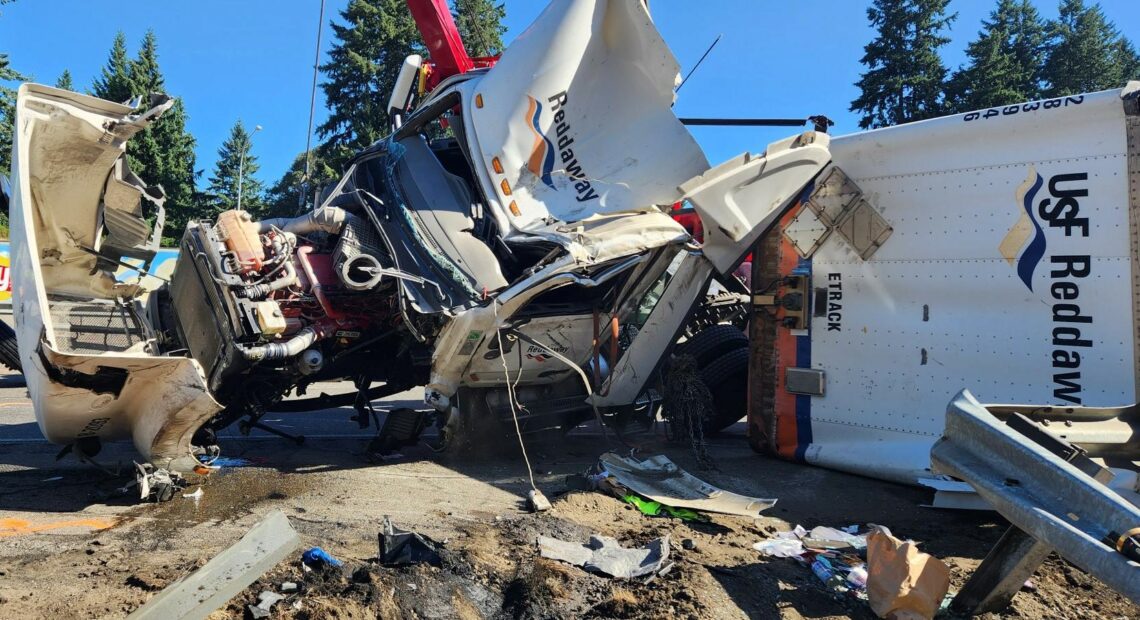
[676,324,747,366]
[0,321,21,373]
[699,347,749,433]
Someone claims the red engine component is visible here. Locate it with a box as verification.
[296,246,346,321]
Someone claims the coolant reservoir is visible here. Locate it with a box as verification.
[255,300,287,335]
[216,210,265,274]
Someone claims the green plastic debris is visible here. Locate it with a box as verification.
[623,494,707,521]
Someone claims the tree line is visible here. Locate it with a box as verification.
[0,0,504,243]
[3,0,1139,243]
[853,0,1140,129]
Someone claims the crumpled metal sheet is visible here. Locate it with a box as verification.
[537,534,670,579]
[600,453,777,517]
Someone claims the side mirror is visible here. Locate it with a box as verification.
[387,54,423,129]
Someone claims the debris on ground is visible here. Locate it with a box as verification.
[622,493,707,521]
[126,510,300,619]
[753,537,805,558]
[866,525,950,620]
[751,522,878,605]
[300,547,342,569]
[378,516,442,567]
[246,590,285,619]
[131,463,188,503]
[527,488,552,512]
[537,533,671,579]
[599,452,776,517]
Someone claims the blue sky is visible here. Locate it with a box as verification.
[3,0,1138,187]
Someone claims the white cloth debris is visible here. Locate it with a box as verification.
[753,538,805,558]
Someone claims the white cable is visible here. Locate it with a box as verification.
[493,301,538,492]
[505,328,613,444]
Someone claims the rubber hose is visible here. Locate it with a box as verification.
[242,326,319,363]
[257,206,348,236]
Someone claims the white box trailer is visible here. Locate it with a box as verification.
[749,83,1140,488]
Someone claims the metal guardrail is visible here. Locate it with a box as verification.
[931,390,1140,614]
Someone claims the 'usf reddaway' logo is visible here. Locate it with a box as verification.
[999,167,1089,291]
[522,91,599,202]
[525,95,556,189]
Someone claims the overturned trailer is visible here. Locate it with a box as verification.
[8,0,824,472]
[749,82,1140,499]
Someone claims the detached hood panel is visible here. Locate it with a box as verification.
[468,0,709,229]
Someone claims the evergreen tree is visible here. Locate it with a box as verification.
[1115,38,1140,83]
[1041,0,1127,96]
[850,0,956,129]
[453,0,506,57]
[945,0,1046,112]
[206,120,264,217]
[264,151,338,219]
[318,0,424,169]
[54,69,74,91]
[90,32,200,240]
[91,32,134,103]
[0,51,27,178]
[129,30,164,94]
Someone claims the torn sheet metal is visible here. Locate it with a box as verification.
[10,85,221,472]
[537,534,670,579]
[599,453,776,517]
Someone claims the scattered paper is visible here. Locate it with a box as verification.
[753,538,805,558]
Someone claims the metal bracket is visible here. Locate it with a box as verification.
[785,367,824,396]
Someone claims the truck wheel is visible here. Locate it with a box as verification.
[0,321,21,373]
[699,347,749,433]
[676,324,747,366]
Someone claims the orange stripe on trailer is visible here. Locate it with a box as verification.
[772,203,807,461]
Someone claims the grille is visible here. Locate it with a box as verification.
[49,299,148,354]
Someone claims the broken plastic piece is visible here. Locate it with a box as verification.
[527,489,552,512]
[623,494,706,521]
[247,590,285,619]
[378,516,442,566]
[599,453,776,517]
[537,534,670,579]
[804,525,866,550]
[134,462,187,503]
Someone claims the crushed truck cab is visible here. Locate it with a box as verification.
[9,0,831,471]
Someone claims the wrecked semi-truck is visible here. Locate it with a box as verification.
[8,0,824,473]
[748,82,1140,503]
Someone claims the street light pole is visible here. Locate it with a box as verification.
[237,124,263,212]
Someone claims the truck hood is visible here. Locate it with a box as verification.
[466,0,709,230]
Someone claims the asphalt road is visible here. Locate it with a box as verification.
[0,370,427,447]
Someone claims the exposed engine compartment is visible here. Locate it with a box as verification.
[167,206,424,428]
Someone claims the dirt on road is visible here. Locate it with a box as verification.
[0,426,1136,619]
